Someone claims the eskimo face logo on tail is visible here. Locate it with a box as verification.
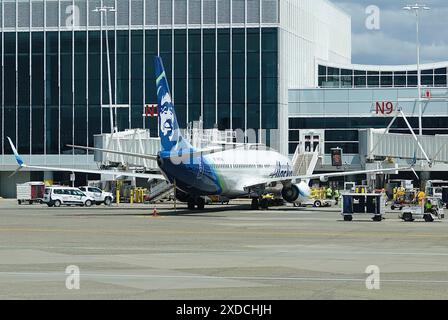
[160,93,174,138]
[157,85,180,152]
[155,56,186,153]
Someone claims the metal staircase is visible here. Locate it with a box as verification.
[147,180,173,203]
[291,145,320,176]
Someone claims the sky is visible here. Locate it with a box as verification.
[330,0,448,65]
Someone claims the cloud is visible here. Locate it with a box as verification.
[351,32,448,65]
[331,0,448,65]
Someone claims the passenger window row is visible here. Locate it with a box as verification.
[53,189,84,196]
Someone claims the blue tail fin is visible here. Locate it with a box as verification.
[154,56,190,152]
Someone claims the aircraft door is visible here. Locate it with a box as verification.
[299,130,324,154]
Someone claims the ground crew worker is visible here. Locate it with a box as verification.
[326,186,333,199]
[417,190,425,205]
[320,187,326,199]
[424,199,432,213]
[334,188,340,205]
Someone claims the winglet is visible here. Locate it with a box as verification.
[7,137,24,167]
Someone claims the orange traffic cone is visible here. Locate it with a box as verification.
[152,207,159,217]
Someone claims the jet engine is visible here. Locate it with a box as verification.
[281,185,300,203]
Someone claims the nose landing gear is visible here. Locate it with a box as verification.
[251,198,259,210]
[187,197,206,210]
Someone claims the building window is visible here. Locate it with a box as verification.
[434,67,447,87]
[327,67,340,87]
[394,72,407,87]
[380,72,393,87]
[325,143,359,154]
[288,130,300,141]
[325,130,358,142]
[354,70,367,88]
[421,69,434,86]
[289,143,299,154]
[261,28,278,132]
[318,76,327,87]
[367,71,379,87]
[341,69,353,88]
[318,65,327,77]
[407,71,417,87]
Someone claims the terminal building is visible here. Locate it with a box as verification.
[0,0,446,197]
[288,61,448,176]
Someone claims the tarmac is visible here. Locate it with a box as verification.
[0,198,447,300]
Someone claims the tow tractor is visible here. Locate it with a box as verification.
[399,196,445,222]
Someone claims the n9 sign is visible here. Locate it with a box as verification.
[375,102,394,115]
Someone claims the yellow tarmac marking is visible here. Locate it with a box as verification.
[0,227,447,239]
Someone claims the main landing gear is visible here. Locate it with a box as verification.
[251,198,259,210]
[251,197,269,210]
[187,197,206,210]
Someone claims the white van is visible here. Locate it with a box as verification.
[78,186,114,206]
[43,186,95,208]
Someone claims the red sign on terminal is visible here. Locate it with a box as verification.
[375,101,394,115]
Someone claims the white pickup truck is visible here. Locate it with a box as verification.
[78,186,114,206]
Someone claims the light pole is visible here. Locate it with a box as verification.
[403,3,430,137]
[93,6,117,133]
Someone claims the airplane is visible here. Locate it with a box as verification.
[7,56,413,210]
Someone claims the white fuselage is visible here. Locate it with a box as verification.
[200,147,310,200]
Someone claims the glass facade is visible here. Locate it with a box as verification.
[0,0,280,157]
[318,64,448,88]
[288,87,448,156]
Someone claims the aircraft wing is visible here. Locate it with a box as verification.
[7,137,166,181]
[243,165,409,189]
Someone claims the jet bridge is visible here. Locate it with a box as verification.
[360,128,448,165]
[94,129,160,170]
[93,127,238,170]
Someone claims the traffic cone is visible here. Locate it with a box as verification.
[152,207,159,217]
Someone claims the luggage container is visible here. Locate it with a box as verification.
[341,193,385,222]
[16,182,45,205]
